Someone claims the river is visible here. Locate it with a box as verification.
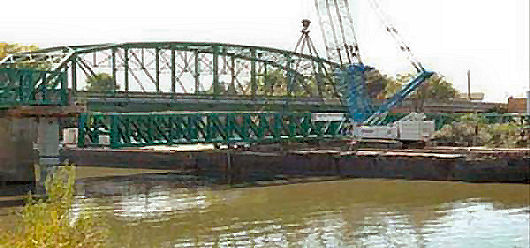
[2,167,530,247]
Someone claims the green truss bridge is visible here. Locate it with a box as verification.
[1,42,528,149]
[0,42,352,148]
[1,42,344,113]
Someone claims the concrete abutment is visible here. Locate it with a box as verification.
[0,117,37,183]
[0,106,84,188]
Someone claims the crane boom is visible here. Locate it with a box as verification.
[313,0,434,124]
[363,70,434,125]
[314,0,362,65]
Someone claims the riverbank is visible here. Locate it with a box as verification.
[63,144,530,184]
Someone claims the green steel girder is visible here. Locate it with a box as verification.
[78,112,346,148]
[1,42,341,102]
[0,68,68,108]
[75,112,529,148]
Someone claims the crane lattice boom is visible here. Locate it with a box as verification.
[314,0,362,65]
[313,0,434,124]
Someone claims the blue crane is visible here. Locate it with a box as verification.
[314,0,434,125]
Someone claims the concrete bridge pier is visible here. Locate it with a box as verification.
[36,117,61,190]
[1,106,84,192]
[0,117,37,183]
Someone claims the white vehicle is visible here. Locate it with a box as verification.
[355,113,435,142]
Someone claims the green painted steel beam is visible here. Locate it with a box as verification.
[78,112,347,148]
[155,48,160,92]
[250,48,257,97]
[0,68,68,107]
[1,42,341,106]
[194,50,200,93]
[124,48,129,92]
[111,48,117,93]
[70,57,77,94]
[171,48,176,93]
[213,45,220,95]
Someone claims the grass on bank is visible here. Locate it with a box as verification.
[0,166,108,248]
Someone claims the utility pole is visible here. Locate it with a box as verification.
[467,70,471,101]
[526,90,530,115]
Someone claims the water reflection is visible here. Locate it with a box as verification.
[71,171,529,248]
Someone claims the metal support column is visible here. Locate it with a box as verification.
[250,48,257,97]
[110,115,119,149]
[124,48,129,93]
[213,46,220,95]
[286,54,293,97]
[155,48,160,92]
[316,62,324,97]
[61,70,68,105]
[70,58,77,94]
[171,48,176,93]
[194,50,200,93]
[230,56,236,95]
[111,48,117,92]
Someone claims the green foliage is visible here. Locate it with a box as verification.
[486,105,509,114]
[364,69,394,99]
[458,113,487,125]
[486,123,523,148]
[85,73,119,92]
[383,73,457,101]
[432,114,530,148]
[433,120,490,146]
[0,166,108,248]
[0,43,51,70]
[0,43,38,61]
[258,69,287,96]
[257,69,319,97]
[416,74,457,100]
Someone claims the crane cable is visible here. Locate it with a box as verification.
[333,0,353,64]
[343,0,363,64]
[368,0,424,72]
[324,0,344,64]
[315,0,346,64]
[314,0,364,65]
[314,0,330,61]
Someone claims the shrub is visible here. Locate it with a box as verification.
[0,166,108,248]
[432,114,530,148]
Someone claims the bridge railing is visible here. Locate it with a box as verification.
[78,112,346,149]
[0,68,68,108]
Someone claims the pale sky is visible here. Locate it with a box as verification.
[1,0,528,102]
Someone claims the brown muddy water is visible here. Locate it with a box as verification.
[1,166,529,248]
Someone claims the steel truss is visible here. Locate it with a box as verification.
[78,112,346,148]
[0,68,68,108]
[1,42,342,100]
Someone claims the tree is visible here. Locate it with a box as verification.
[486,105,508,114]
[384,73,458,112]
[258,69,315,97]
[363,69,395,99]
[0,43,52,69]
[258,69,287,96]
[389,73,457,99]
[0,43,39,60]
[85,73,119,92]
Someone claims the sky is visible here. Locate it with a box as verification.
[1,0,528,102]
